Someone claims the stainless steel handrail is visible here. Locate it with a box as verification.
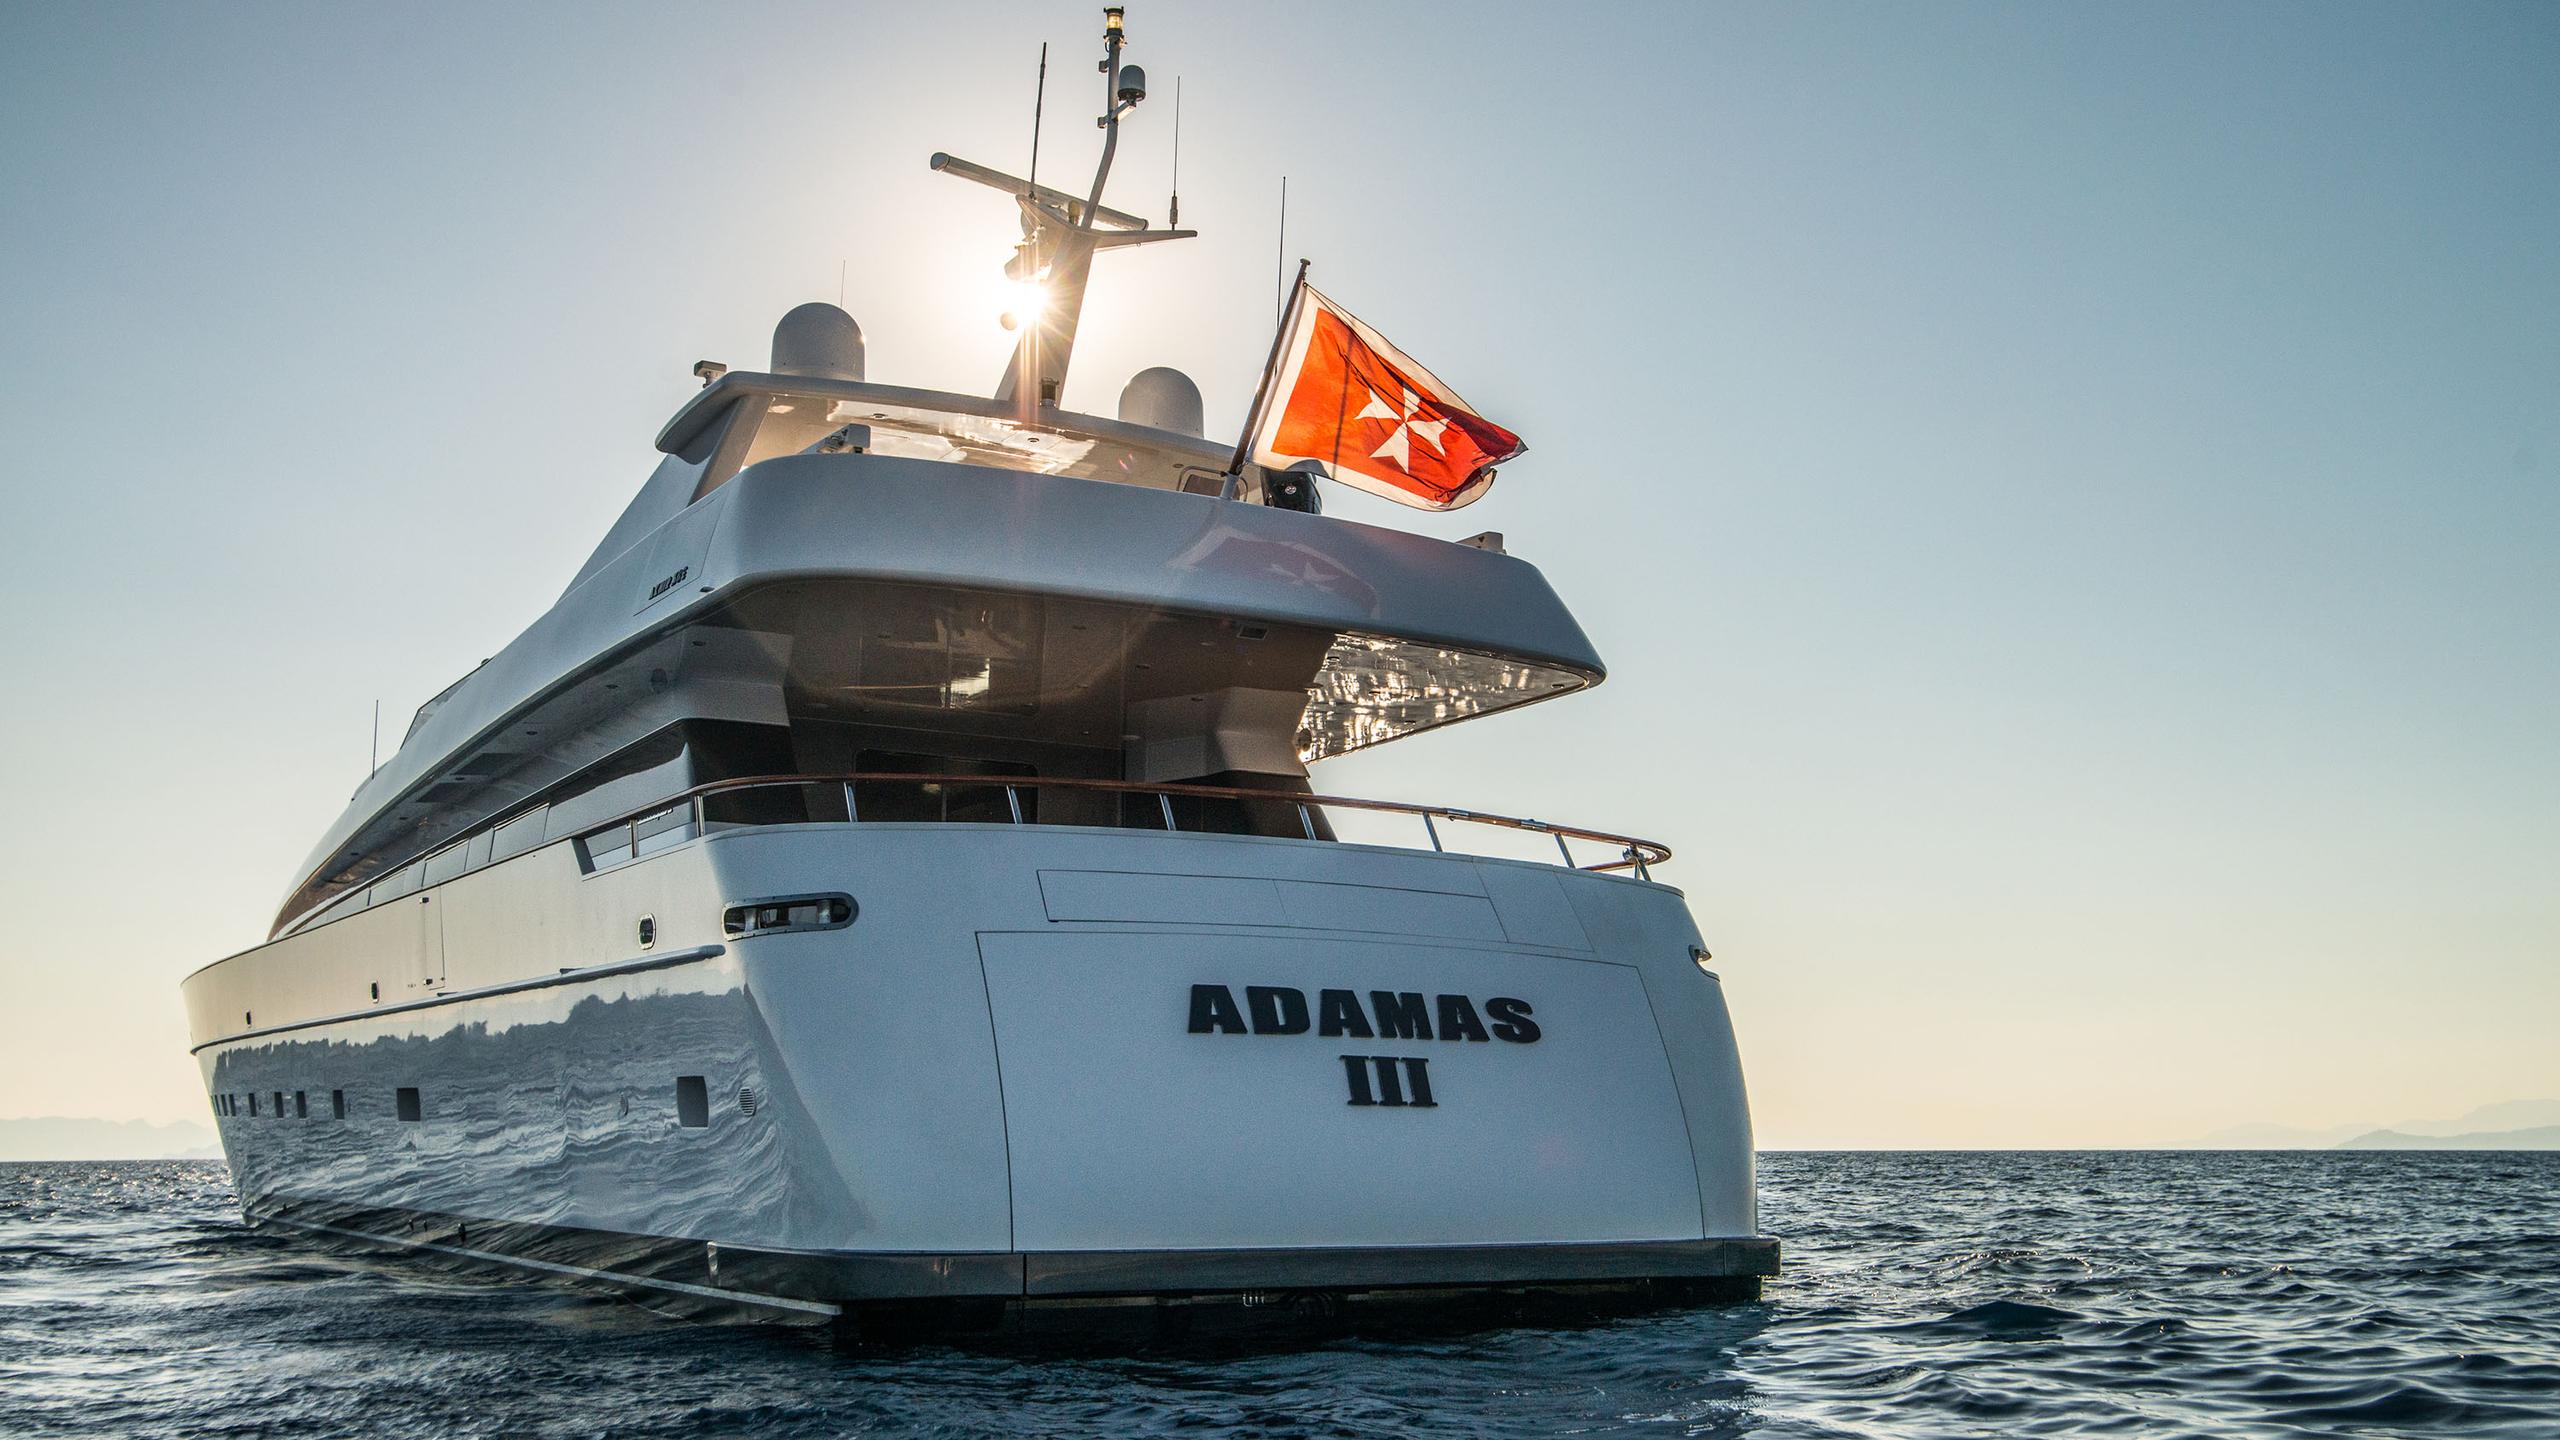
[646,771,1669,877]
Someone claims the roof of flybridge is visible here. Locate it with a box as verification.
[655,371,1226,465]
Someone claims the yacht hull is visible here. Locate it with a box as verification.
[188,825,1773,1316]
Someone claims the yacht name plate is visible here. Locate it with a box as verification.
[1185,983,1542,1109]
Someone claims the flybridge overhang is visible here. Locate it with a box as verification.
[274,457,1602,938]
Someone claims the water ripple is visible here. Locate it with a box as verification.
[1,1154,2556,1437]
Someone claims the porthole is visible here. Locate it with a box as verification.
[637,914,657,950]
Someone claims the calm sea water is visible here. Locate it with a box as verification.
[2,1152,2554,1438]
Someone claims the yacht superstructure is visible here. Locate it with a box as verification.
[182,10,1774,1325]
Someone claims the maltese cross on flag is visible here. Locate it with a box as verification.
[1247,284,1525,511]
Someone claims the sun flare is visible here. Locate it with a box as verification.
[998,276,1050,331]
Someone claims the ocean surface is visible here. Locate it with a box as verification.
[2,1152,2554,1438]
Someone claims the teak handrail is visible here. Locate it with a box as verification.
[596,771,1670,878]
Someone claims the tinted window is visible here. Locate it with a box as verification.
[422,843,470,886]
[489,806,548,862]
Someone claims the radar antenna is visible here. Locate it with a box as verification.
[931,6,1196,420]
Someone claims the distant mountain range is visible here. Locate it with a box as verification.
[2335,1124,2560,1151]
[2187,1100,2560,1151]
[0,1116,218,1161]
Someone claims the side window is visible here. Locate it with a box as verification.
[580,820,634,870]
[490,806,549,862]
[422,841,471,887]
[632,803,695,859]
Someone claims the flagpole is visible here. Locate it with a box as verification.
[1224,258,1310,494]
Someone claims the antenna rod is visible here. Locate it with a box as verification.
[1168,76,1181,229]
[1027,43,1048,196]
[370,698,380,773]
[1275,177,1288,320]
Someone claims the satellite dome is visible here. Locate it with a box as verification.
[770,303,865,381]
[1117,366,1204,436]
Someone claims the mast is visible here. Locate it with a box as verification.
[932,7,1196,421]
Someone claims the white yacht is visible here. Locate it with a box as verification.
[182,10,1774,1327]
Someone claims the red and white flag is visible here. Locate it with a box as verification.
[1247,284,1525,511]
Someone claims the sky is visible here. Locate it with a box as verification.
[0,2,2552,1147]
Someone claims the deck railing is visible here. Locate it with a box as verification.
[585,772,1670,879]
